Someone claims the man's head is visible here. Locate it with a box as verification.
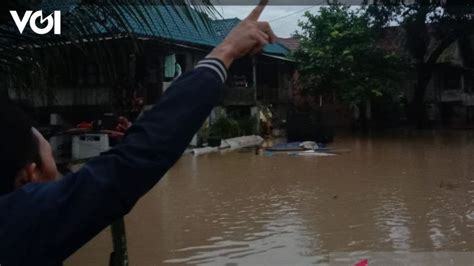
[0,102,58,196]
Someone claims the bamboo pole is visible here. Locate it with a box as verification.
[109,218,129,266]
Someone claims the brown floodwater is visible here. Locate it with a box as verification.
[65,130,474,265]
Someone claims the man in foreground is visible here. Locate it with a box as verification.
[0,2,276,265]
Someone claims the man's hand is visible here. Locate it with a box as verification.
[208,0,276,68]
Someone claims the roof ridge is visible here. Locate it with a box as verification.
[212,17,241,22]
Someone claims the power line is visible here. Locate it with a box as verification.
[269,6,317,23]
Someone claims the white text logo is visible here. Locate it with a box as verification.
[10,10,61,35]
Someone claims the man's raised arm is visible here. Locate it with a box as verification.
[0,1,277,264]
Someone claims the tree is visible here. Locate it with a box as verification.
[365,0,474,128]
[293,5,407,123]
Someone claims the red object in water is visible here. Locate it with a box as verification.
[355,259,368,266]
[76,122,93,129]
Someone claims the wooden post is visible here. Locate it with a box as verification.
[252,56,257,102]
[109,218,129,266]
[252,57,260,135]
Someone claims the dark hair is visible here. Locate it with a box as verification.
[0,100,40,196]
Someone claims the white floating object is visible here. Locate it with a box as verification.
[192,135,263,156]
[220,135,264,151]
[466,211,474,221]
[72,134,110,160]
[300,141,318,150]
[192,147,219,156]
[294,150,336,157]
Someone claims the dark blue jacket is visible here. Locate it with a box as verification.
[0,58,228,265]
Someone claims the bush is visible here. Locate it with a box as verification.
[209,117,240,140]
[237,116,258,136]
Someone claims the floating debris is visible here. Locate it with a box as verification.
[290,150,337,157]
[192,135,264,156]
[192,147,219,156]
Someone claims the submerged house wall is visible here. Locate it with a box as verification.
[217,54,295,137]
[7,39,208,126]
[5,4,293,143]
[423,38,474,125]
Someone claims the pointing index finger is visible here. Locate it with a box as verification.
[246,0,269,21]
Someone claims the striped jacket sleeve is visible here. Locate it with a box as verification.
[0,58,228,265]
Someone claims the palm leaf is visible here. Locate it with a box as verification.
[0,0,221,102]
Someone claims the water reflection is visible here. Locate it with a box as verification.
[66,130,474,265]
[374,189,412,250]
[164,190,317,265]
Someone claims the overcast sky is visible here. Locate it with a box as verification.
[216,6,321,38]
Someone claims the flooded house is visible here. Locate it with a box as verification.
[426,35,474,126]
[379,26,474,127]
[6,4,223,122]
[211,19,295,136]
[289,25,474,132]
[3,3,294,149]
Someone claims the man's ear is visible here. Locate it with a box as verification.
[15,162,40,188]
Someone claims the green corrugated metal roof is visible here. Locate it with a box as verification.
[110,5,220,47]
[210,18,239,41]
[41,1,289,56]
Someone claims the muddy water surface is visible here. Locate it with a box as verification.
[65,130,474,265]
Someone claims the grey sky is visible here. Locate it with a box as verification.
[216,6,320,37]
[215,5,371,38]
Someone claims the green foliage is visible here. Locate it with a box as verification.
[209,117,240,140]
[293,5,408,104]
[209,115,258,140]
[365,0,474,63]
[236,116,258,136]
